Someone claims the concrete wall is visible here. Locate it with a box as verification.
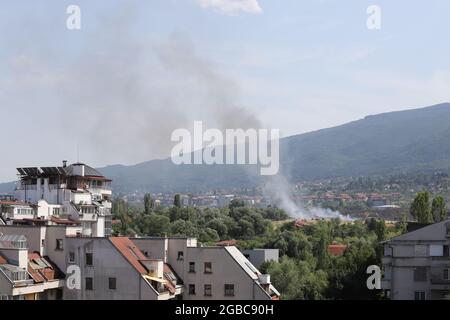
[242,249,279,268]
[64,238,158,300]
[182,247,269,300]
[0,226,45,255]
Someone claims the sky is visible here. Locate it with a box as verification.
[1,0,450,181]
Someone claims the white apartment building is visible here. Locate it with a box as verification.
[12,162,113,237]
[381,219,450,300]
[0,233,65,300]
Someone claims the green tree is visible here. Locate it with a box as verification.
[140,214,170,236]
[144,193,153,215]
[431,196,447,222]
[410,192,432,223]
[263,257,328,300]
[174,194,182,208]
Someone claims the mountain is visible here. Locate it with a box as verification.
[99,103,450,193]
[2,103,450,194]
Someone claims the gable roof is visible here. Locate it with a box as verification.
[109,237,148,275]
[388,219,450,242]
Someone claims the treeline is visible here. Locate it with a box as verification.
[410,192,447,223]
[112,197,289,243]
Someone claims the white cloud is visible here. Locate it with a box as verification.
[197,0,262,15]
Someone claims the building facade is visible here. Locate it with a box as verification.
[10,162,112,237]
[381,219,450,300]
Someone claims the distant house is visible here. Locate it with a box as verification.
[327,244,347,257]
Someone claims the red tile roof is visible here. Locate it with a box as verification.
[28,252,64,282]
[216,239,237,247]
[109,237,148,275]
[328,244,348,257]
[0,201,30,206]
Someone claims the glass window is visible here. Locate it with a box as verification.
[86,253,93,266]
[224,284,234,296]
[55,239,64,251]
[188,284,196,295]
[85,277,93,291]
[109,277,116,290]
[414,291,425,300]
[204,262,212,274]
[177,251,184,260]
[189,262,195,273]
[204,284,212,296]
[69,252,75,263]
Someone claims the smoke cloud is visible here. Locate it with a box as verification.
[262,175,353,221]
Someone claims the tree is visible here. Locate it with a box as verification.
[263,257,328,300]
[374,220,386,242]
[174,194,182,208]
[144,193,153,215]
[431,196,447,222]
[140,214,170,236]
[410,192,432,223]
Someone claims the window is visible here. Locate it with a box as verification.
[414,267,427,282]
[177,251,184,260]
[224,284,234,297]
[188,284,196,295]
[444,269,450,281]
[85,253,93,266]
[204,262,212,274]
[85,277,93,291]
[109,277,117,290]
[414,291,426,300]
[189,262,195,273]
[430,245,444,257]
[68,252,75,263]
[55,239,64,251]
[204,284,212,297]
[444,245,449,257]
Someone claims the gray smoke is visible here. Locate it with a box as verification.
[50,6,262,165]
[262,175,352,221]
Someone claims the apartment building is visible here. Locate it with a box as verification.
[133,237,280,300]
[11,162,112,237]
[381,219,450,300]
[63,236,183,300]
[0,233,65,300]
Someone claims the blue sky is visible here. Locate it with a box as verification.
[1,0,450,181]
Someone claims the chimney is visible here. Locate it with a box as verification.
[62,160,67,168]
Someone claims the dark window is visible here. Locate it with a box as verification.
[109,277,117,290]
[86,253,93,266]
[189,262,195,273]
[414,291,425,300]
[414,267,427,282]
[224,284,234,297]
[444,269,450,281]
[204,284,212,297]
[188,284,196,295]
[85,277,93,291]
[68,252,75,263]
[204,262,212,274]
[177,251,184,260]
[444,245,449,257]
[55,239,64,251]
